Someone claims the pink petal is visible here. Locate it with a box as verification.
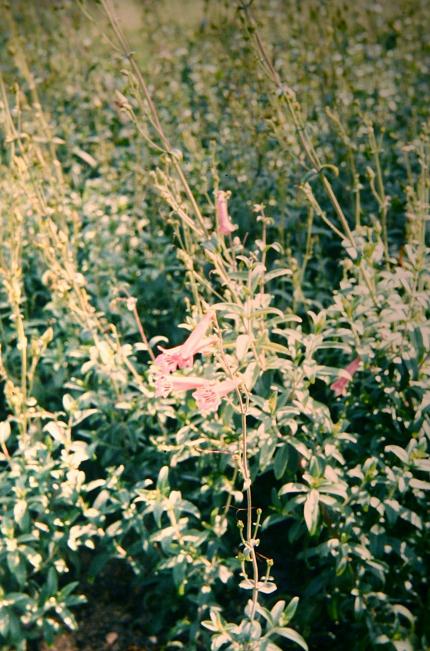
[193,377,241,414]
[214,377,242,399]
[330,377,348,397]
[154,346,184,373]
[155,374,173,398]
[169,375,211,392]
[193,385,221,414]
[154,311,215,374]
[193,336,218,356]
[176,355,194,370]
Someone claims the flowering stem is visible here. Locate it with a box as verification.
[182,227,205,315]
[222,466,238,518]
[101,0,209,238]
[239,2,355,247]
[239,392,259,621]
[214,316,260,619]
[118,295,156,362]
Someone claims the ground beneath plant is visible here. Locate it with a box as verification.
[38,561,161,651]
[39,603,157,651]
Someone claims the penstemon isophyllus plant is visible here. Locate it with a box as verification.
[0,79,142,649]
[93,3,310,648]
[129,6,428,642]
[97,2,424,647]
[0,1,428,649]
[236,1,398,282]
[144,286,312,651]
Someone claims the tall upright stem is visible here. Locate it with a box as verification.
[101,0,209,238]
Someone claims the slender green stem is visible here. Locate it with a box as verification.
[239,2,355,247]
[367,122,389,261]
[239,392,259,620]
[215,317,260,620]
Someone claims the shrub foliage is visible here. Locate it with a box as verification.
[0,1,429,649]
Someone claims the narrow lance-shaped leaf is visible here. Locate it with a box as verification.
[304,489,319,535]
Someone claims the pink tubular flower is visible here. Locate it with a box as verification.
[216,190,237,236]
[155,374,210,399]
[193,377,242,414]
[331,357,361,397]
[154,311,215,374]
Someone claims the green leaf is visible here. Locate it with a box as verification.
[59,582,80,599]
[274,445,289,480]
[47,566,58,594]
[10,556,26,588]
[283,596,300,624]
[256,581,277,594]
[409,478,430,491]
[274,626,308,650]
[270,600,286,625]
[0,420,11,444]
[153,499,164,528]
[212,633,231,650]
[156,466,170,494]
[264,268,292,282]
[385,445,408,463]
[13,500,28,529]
[0,610,10,637]
[239,579,255,590]
[411,326,426,363]
[414,458,430,472]
[392,604,415,625]
[43,421,68,445]
[304,489,319,535]
[236,334,251,360]
[279,482,307,496]
[7,611,22,643]
[399,507,422,530]
[249,263,266,292]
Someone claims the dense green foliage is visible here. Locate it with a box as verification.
[0,1,429,649]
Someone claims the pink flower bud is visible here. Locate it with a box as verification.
[331,357,361,396]
[216,190,237,236]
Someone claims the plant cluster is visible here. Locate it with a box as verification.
[0,1,429,650]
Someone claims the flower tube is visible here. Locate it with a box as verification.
[154,310,215,373]
[155,374,210,399]
[216,190,237,236]
[331,357,361,396]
